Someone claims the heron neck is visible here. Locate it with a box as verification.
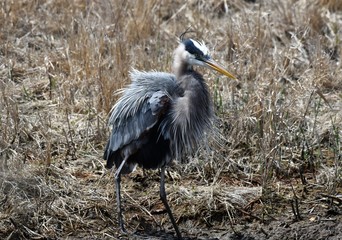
[172,44,193,79]
[173,61,193,80]
[172,52,193,79]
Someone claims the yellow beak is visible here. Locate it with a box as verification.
[204,58,236,79]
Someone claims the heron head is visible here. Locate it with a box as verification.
[180,38,236,79]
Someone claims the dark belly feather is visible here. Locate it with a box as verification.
[129,122,171,169]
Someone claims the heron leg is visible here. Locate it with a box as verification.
[115,158,128,233]
[160,166,182,239]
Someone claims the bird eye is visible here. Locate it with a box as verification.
[195,53,202,59]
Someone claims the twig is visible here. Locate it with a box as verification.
[123,191,160,228]
[320,193,342,205]
[235,206,263,221]
[160,3,187,28]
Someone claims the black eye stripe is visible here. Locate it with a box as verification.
[183,39,205,57]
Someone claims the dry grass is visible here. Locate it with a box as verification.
[0,0,341,239]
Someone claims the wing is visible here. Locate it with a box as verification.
[104,70,181,168]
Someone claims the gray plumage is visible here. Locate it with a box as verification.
[104,69,213,171]
[103,38,236,239]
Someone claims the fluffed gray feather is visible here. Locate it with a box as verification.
[105,68,214,170]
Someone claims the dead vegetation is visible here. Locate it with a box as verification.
[0,0,341,239]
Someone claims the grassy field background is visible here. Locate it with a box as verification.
[0,0,341,239]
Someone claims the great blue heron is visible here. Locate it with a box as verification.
[104,36,236,239]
